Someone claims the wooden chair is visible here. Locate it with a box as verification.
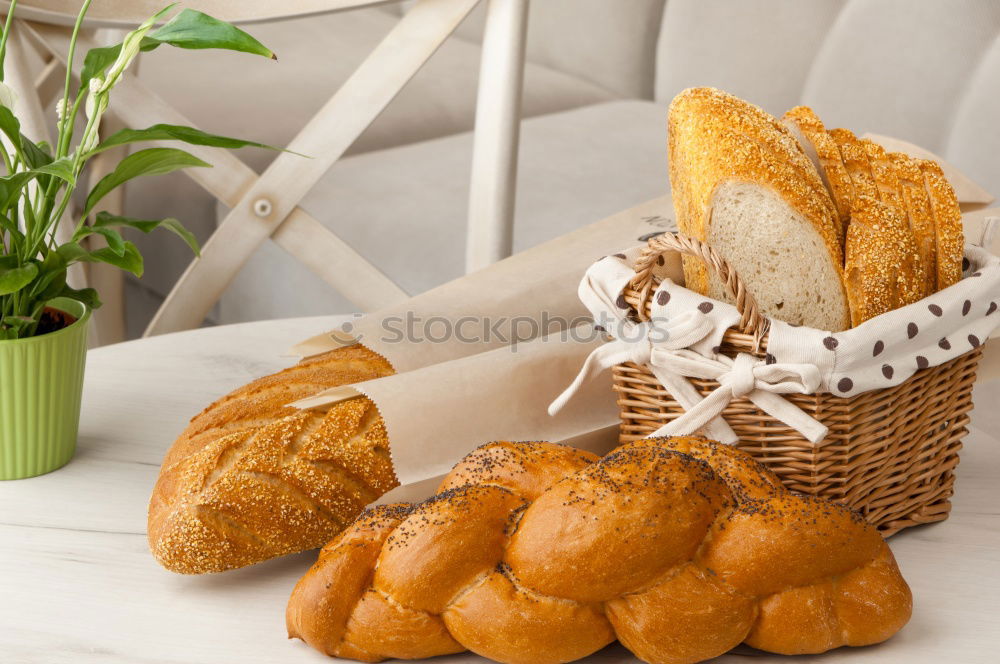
[2,0,528,341]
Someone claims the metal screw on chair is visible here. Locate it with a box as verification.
[253,198,273,218]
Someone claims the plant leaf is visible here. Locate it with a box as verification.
[88,240,144,277]
[19,134,53,168]
[88,123,285,156]
[77,226,127,256]
[79,2,175,88]
[0,263,39,296]
[56,241,91,264]
[84,147,210,215]
[33,157,76,185]
[79,37,161,88]
[0,106,21,145]
[30,250,68,301]
[93,211,200,256]
[1,315,36,337]
[0,214,23,243]
[150,9,275,59]
[57,284,102,310]
[0,171,40,211]
[0,160,76,211]
[80,5,275,84]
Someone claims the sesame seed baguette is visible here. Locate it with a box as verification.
[149,345,399,574]
[783,106,855,239]
[919,159,965,289]
[163,344,393,469]
[669,88,849,331]
[844,196,928,326]
[889,152,939,294]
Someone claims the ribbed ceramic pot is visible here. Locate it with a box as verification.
[0,297,90,480]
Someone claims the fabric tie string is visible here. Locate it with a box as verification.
[550,311,829,445]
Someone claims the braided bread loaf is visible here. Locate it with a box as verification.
[287,436,911,664]
[148,344,397,574]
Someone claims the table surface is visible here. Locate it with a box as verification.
[1,316,998,664]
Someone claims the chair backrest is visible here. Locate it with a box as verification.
[0,0,394,27]
[653,0,1000,196]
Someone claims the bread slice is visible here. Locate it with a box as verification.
[919,159,964,289]
[889,152,938,294]
[861,139,906,212]
[783,106,853,244]
[828,128,881,205]
[669,88,849,331]
[844,196,927,325]
[148,345,398,574]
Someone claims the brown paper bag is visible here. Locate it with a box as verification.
[288,197,682,492]
[290,195,681,369]
[294,324,621,487]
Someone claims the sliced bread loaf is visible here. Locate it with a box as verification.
[844,196,927,325]
[861,139,906,212]
[829,128,881,203]
[668,88,849,331]
[783,106,853,241]
[890,152,939,294]
[919,159,964,289]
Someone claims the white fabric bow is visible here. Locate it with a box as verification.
[549,311,829,445]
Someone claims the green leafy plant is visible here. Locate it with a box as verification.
[0,0,280,339]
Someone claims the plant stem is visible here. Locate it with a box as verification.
[0,0,19,80]
[0,141,12,172]
[56,0,94,158]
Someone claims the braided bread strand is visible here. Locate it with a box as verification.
[287,437,911,664]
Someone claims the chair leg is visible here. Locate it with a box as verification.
[465,0,528,272]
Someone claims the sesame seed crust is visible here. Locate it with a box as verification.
[148,344,398,574]
[668,88,844,309]
[889,152,940,294]
[784,106,854,242]
[919,159,965,289]
[844,196,928,325]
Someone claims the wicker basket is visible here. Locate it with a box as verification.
[613,233,983,536]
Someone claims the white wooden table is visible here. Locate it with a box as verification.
[1,317,998,663]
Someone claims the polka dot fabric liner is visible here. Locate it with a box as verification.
[585,243,999,400]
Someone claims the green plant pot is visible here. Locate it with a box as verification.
[0,297,90,480]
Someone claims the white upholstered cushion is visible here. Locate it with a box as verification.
[655,0,844,114]
[800,0,1000,155]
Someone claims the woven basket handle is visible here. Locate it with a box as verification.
[629,232,768,340]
